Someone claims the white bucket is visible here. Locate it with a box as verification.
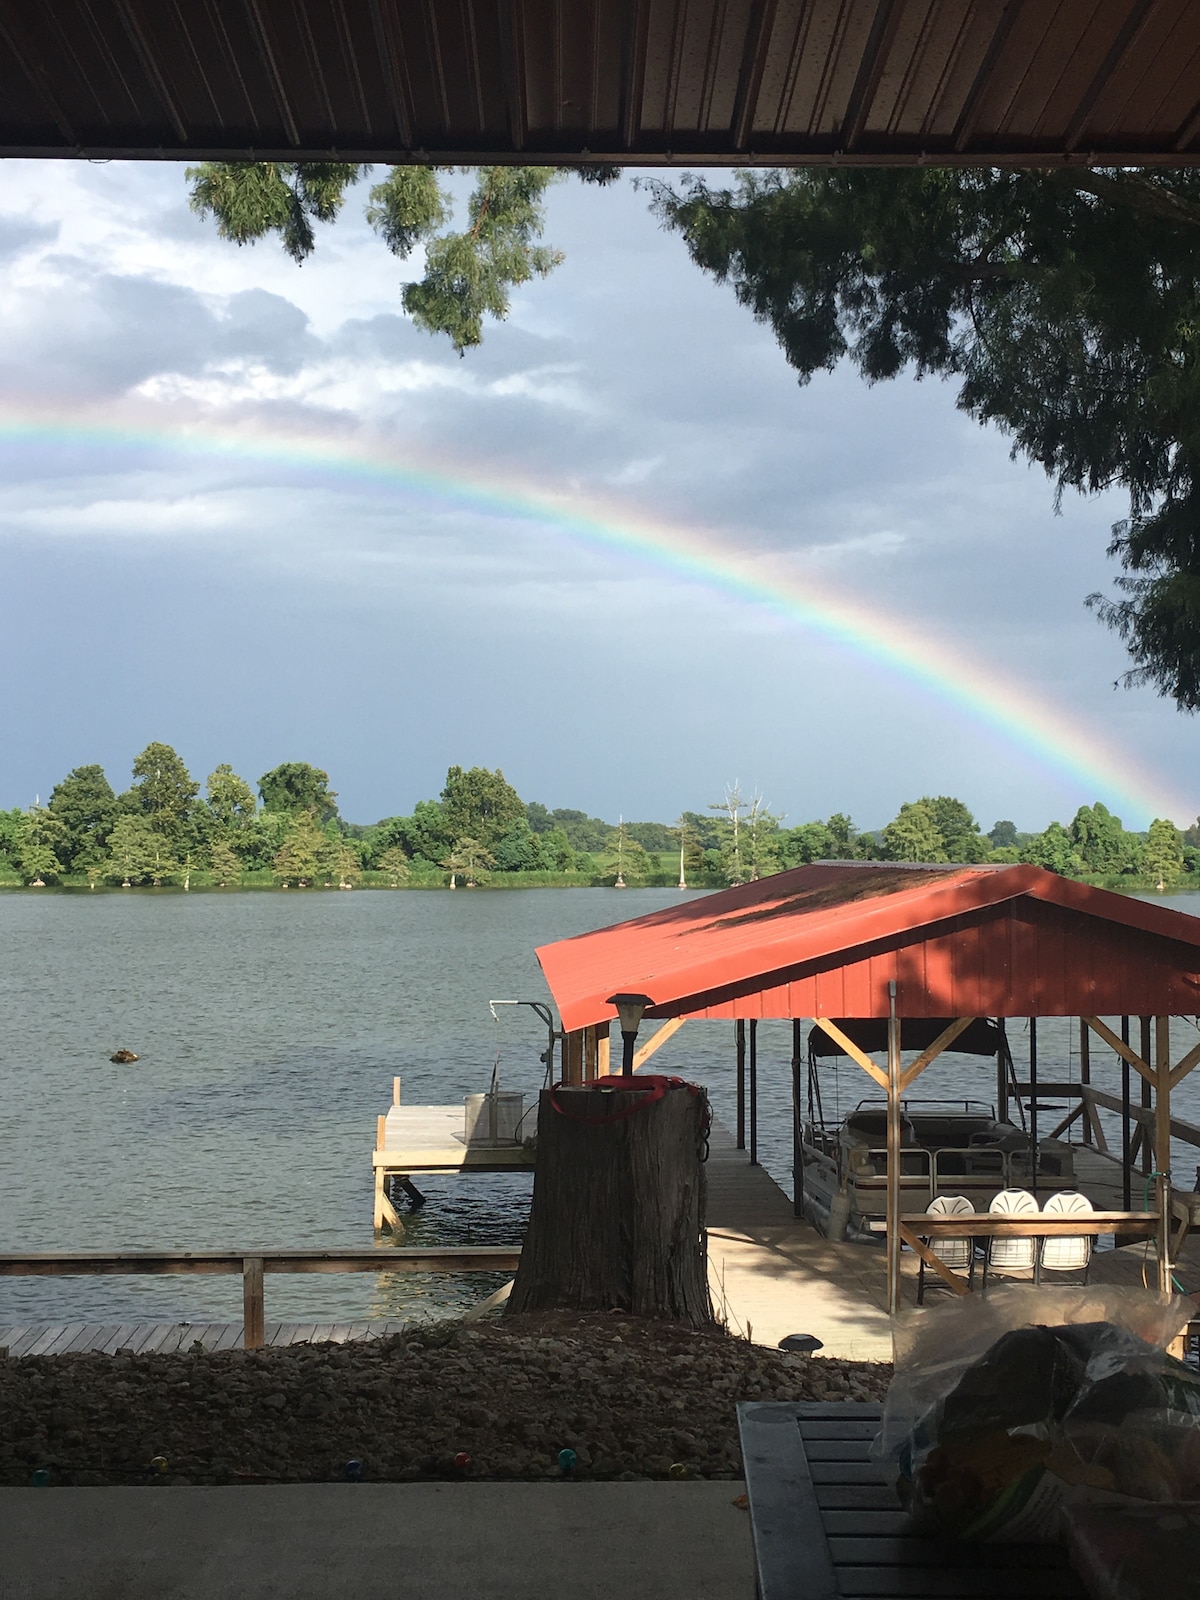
[464,1091,525,1146]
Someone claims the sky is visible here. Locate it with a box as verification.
[0,160,1195,834]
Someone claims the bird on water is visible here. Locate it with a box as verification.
[109,1049,139,1063]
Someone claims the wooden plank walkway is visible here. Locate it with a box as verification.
[703,1123,1200,1360]
[740,1401,1086,1600]
[0,1319,410,1358]
[706,1122,895,1362]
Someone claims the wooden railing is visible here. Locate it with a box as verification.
[0,1247,521,1350]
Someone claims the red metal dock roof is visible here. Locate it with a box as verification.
[536,863,1200,1031]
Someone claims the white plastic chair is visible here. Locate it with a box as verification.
[1039,1191,1094,1282]
[917,1195,976,1303]
[983,1188,1039,1282]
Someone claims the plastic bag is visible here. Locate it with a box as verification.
[871,1286,1195,1542]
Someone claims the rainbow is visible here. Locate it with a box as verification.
[0,402,1190,825]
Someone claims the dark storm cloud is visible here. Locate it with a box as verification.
[0,261,319,399]
[0,213,58,258]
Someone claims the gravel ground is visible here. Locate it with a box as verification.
[0,1312,890,1487]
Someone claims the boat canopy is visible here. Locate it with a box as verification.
[808,1017,1005,1060]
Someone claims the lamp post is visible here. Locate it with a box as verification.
[607,992,653,1077]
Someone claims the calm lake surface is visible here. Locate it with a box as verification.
[3,886,1200,1325]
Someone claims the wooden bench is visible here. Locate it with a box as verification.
[737,1400,1087,1599]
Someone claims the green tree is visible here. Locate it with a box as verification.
[105,815,178,885]
[743,794,784,881]
[599,826,653,886]
[187,163,617,355]
[442,836,496,887]
[208,837,242,886]
[47,764,117,869]
[988,821,1018,850]
[318,836,361,887]
[272,811,325,885]
[0,807,26,869]
[15,806,67,884]
[1070,802,1128,874]
[651,166,1200,707]
[825,813,859,859]
[541,826,578,872]
[989,846,1022,864]
[1021,821,1081,876]
[440,766,527,849]
[927,797,988,863]
[128,743,199,845]
[206,764,257,831]
[1142,818,1185,888]
[377,845,411,886]
[493,821,548,872]
[709,783,749,886]
[258,763,338,823]
[882,800,946,863]
[781,820,834,866]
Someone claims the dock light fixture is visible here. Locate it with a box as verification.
[607,992,653,1076]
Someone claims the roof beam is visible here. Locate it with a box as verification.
[113,0,190,144]
[1063,0,1159,152]
[839,0,902,154]
[0,1,78,145]
[243,0,301,148]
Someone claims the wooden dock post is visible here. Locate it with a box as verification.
[562,1029,584,1086]
[1079,1020,1091,1144]
[242,1256,265,1349]
[373,1115,403,1234]
[886,985,902,1317]
[1156,1016,1173,1294]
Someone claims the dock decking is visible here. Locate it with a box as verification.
[0,1319,411,1358]
[706,1124,1200,1361]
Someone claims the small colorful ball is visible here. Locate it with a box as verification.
[669,1463,689,1480]
[30,1468,50,1488]
[453,1452,472,1472]
[344,1459,363,1482]
[557,1448,577,1472]
[149,1457,169,1475]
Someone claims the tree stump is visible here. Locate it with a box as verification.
[507,1081,714,1329]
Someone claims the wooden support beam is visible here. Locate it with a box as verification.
[1084,1016,1154,1086]
[1170,1036,1200,1090]
[1048,1101,1086,1140]
[561,1029,584,1086]
[1079,1085,1110,1154]
[392,1076,401,1106]
[816,1018,888,1090]
[596,1024,610,1078]
[898,1017,976,1092]
[1081,1085,1200,1149]
[631,1015,685,1070]
[242,1256,265,1349]
[373,1166,403,1234]
[886,997,901,1317]
[896,1224,971,1297]
[1156,1016,1173,1293]
[584,1025,597,1082]
[1079,1019,1092,1145]
[376,1114,387,1150]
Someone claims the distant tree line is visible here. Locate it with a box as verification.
[0,747,1194,892]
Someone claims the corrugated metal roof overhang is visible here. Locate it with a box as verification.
[5,1,1200,165]
[535,863,1200,1030]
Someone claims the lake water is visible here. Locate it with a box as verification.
[3,886,1200,1325]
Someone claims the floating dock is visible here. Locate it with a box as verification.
[372,1080,534,1233]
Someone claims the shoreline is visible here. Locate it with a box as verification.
[0,1311,889,1487]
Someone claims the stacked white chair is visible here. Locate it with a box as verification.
[917,1194,976,1304]
[1039,1191,1094,1282]
[984,1188,1039,1281]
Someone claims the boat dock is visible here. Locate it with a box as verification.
[372,1080,534,1232]
[0,1319,411,1359]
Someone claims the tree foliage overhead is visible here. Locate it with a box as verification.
[187,161,609,354]
[651,166,1200,708]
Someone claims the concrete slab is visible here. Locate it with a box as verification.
[0,1481,754,1600]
